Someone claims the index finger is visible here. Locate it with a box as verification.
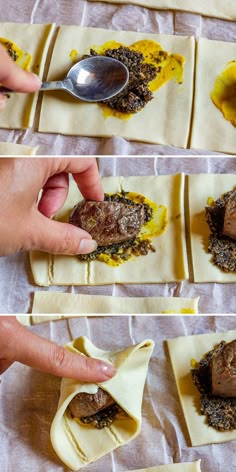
[65,158,104,202]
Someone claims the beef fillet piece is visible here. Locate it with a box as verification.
[223,190,236,240]
[67,388,122,429]
[68,388,116,418]
[191,340,236,431]
[69,199,146,246]
[211,339,236,397]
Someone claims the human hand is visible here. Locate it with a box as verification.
[0,317,116,381]
[0,157,104,256]
[0,43,41,111]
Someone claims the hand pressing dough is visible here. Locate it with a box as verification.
[89,0,236,21]
[30,174,189,286]
[0,22,55,130]
[190,38,236,154]
[50,336,154,470]
[167,329,236,446]
[38,26,194,148]
[31,292,199,314]
[188,173,236,283]
[0,141,38,155]
[122,461,201,472]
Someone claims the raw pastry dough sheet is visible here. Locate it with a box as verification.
[51,337,154,470]
[39,27,194,149]
[31,292,199,314]
[1,316,235,472]
[0,141,38,155]
[89,0,236,21]
[0,1,235,155]
[123,461,201,472]
[0,22,55,129]
[188,173,236,283]
[167,329,236,446]
[30,174,189,286]
[190,38,236,155]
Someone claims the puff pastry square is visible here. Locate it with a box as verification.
[50,336,154,470]
[0,141,38,155]
[38,26,195,148]
[30,174,189,286]
[0,22,55,129]
[31,292,199,314]
[190,38,236,154]
[167,329,236,446]
[89,0,236,20]
[123,461,201,472]
[188,173,236,283]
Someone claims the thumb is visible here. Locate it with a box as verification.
[27,212,97,255]
[0,43,41,92]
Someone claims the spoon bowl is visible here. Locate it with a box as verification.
[40,56,129,102]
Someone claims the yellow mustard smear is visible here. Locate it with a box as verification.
[207,196,215,206]
[162,308,196,314]
[70,49,79,63]
[211,60,236,127]
[70,39,185,120]
[0,37,31,70]
[96,191,168,267]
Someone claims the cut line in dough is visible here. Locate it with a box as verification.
[30,292,199,314]
[89,0,236,21]
[190,38,236,154]
[0,22,55,130]
[188,173,236,283]
[167,329,236,446]
[0,141,38,155]
[30,174,188,286]
[50,336,154,470]
[122,460,201,472]
[38,26,195,148]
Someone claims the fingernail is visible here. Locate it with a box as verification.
[78,239,97,254]
[32,73,42,86]
[0,94,7,109]
[100,363,117,379]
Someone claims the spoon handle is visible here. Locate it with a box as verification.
[40,79,71,92]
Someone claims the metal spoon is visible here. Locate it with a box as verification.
[0,56,129,102]
[41,56,129,101]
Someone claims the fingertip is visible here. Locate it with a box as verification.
[77,238,98,254]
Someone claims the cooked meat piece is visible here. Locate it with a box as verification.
[69,199,146,246]
[211,340,236,397]
[223,190,236,240]
[191,340,236,431]
[68,388,116,418]
[205,190,236,272]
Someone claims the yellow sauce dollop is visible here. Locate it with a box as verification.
[70,39,185,120]
[0,37,31,70]
[70,49,79,63]
[162,308,196,314]
[211,61,236,127]
[96,191,168,267]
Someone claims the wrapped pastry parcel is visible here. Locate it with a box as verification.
[50,336,154,470]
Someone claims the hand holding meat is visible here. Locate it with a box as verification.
[0,158,104,256]
[0,317,116,381]
[0,43,41,110]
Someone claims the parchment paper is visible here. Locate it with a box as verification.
[0,1,235,155]
[0,315,236,472]
[0,157,235,314]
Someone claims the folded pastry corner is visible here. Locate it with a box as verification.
[50,336,154,470]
